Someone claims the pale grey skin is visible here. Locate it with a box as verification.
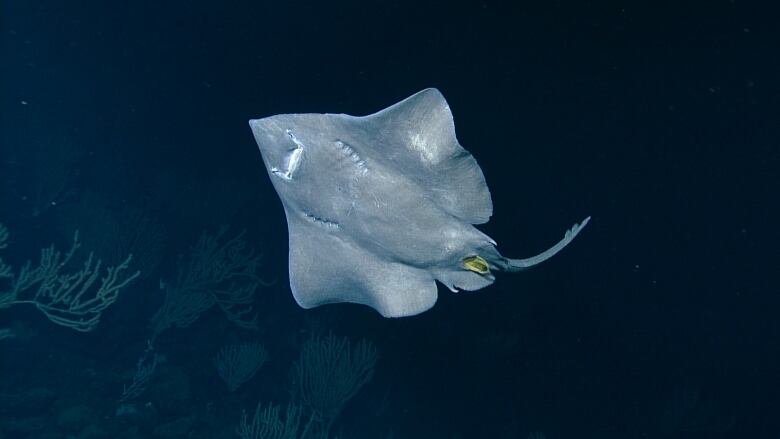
[249,88,589,318]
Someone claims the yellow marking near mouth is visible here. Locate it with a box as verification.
[462,255,490,275]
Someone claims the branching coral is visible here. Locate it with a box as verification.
[0,224,140,332]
